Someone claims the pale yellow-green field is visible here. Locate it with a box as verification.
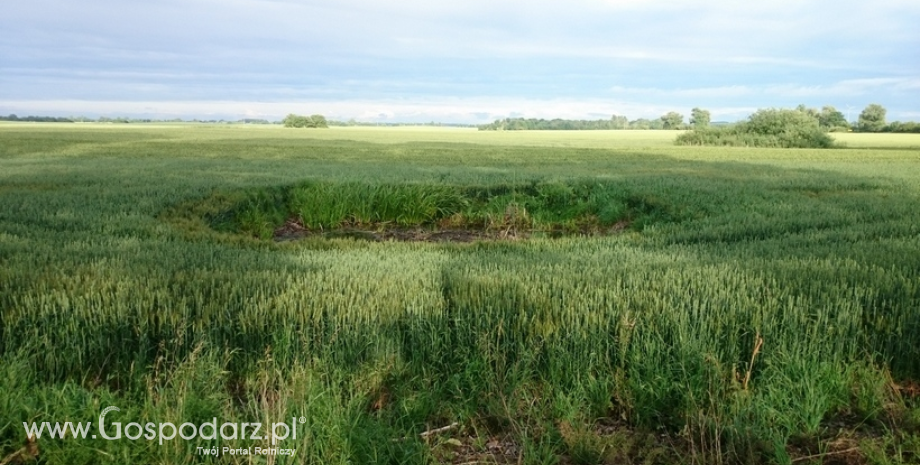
[3,121,917,149]
[3,120,918,145]
[831,131,920,148]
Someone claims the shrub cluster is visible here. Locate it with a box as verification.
[882,121,920,133]
[282,113,328,128]
[676,108,836,148]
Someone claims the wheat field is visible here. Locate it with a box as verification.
[1,123,918,464]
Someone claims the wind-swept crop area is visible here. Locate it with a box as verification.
[1,124,919,464]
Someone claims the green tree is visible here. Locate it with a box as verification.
[690,108,710,128]
[748,108,834,147]
[283,114,303,128]
[610,115,629,129]
[283,113,327,128]
[629,118,651,130]
[818,106,848,130]
[309,114,328,128]
[858,104,886,132]
[660,111,684,130]
[748,108,819,135]
[509,119,527,130]
[796,104,820,121]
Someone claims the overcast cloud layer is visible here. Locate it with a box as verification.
[2,0,918,123]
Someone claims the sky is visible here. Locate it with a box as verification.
[1,0,919,123]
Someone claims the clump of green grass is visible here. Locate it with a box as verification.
[210,179,688,240]
[290,182,468,229]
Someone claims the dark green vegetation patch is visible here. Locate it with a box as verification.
[676,108,837,148]
[206,180,686,241]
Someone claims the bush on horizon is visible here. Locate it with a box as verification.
[676,108,836,148]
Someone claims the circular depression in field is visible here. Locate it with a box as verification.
[201,181,681,243]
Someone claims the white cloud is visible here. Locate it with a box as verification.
[1,0,918,120]
[762,78,920,98]
[5,0,917,65]
[609,77,920,100]
[609,85,754,99]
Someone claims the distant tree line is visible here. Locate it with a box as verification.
[478,109,710,131]
[476,104,919,134]
[477,116,670,131]
[880,121,920,133]
[328,120,476,128]
[0,114,278,124]
[0,114,75,123]
[3,105,918,133]
[479,117,628,130]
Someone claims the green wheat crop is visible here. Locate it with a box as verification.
[1,123,918,464]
